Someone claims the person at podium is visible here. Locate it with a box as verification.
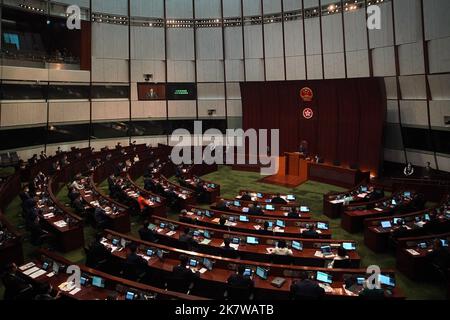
[299,140,308,155]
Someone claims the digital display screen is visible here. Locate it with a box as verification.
[342,242,356,250]
[239,215,249,222]
[137,83,166,100]
[379,274,395,287]
[316,271,333,284]
[203,258,213,271]
[166,83,197,100]
[256,266,268,280]
[292,241,302,251]
[92,276,105,288]
[189,259,198,267]
[246,236,259,245]
[3,33,20,50]
[317,222,328,230]
[276,220,285,228]
[137,83,197,100]
[381,221,392,228]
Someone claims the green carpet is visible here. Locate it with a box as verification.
[1,166,446,300]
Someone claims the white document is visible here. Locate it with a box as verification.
[69,287,82,295]
[19,262,35,271]
[23,266,40,275]
[29,269,47,279]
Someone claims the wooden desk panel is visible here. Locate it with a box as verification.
[308,162,370,188]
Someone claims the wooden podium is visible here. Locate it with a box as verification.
[259,152,308,188]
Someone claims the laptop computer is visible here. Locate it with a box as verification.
[316,271,333,284]
[276,220,285,228]
[256,266,268,280]
[246,236,259,245]
[320,245,333,257]
[265,204,275,211]
[292,241,303,251]
[239,215,249,222]
[342,242,356,251]
[381,221,392,229]
[317,222,328,230]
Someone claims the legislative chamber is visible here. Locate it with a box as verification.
[1,0,449,311]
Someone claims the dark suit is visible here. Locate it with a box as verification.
[301,229,319,238]
[124,252,148,279]
[271,197,287,205]
[1,272,32,300]
[287,211,300,218]
[94,207,108,228]
[240,194,252,201]
[73,198,85,214]
[249,206,263,215]
[139,227,157,242]
[172,265,198,281]
[86,241,110,268]
[290,279,325,299]
[227,274,254,289]
[179,233,197,248]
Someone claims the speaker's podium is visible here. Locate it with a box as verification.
[260,152,308,188]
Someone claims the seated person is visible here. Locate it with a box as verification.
[248,202,263,215]
[359,286,386,299]
[19,186,32,202]
[1,263,33,300]
[143,177,155,191]
[179,227,197,248]
[287,207,300,218]
[137,192,151,214]
[271,193,288,205]
[94,205,109,229]
[34,283,61,300]
[29,216,48,245]
[301,224,319,238]
[329,246,350,268]
[270,239,293,256]
[125,243,148,277]
[67,187,80,205]
[427,238,450,278]
[290,271,325,300]
[86,233,110,268]
[172,254,200,281]
[215,199,230,212]
[219,215,227,226]
[222,237,235,251]
[138,221,157,242]
[72,195,86,214]
[240,192,252,202]
[227,265,254,289]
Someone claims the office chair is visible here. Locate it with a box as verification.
[332,259,352,269]
[220,249,239,259]
[165,276,194,294]
[223,284,254,300]
[270,254,293,265]
[121,261,145,282]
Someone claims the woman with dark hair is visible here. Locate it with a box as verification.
[329,246,350,268]
[270,239,293,256]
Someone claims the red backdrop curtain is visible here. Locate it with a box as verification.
[240,78,386,175]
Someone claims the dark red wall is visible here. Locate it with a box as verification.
[240,78,386,175]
